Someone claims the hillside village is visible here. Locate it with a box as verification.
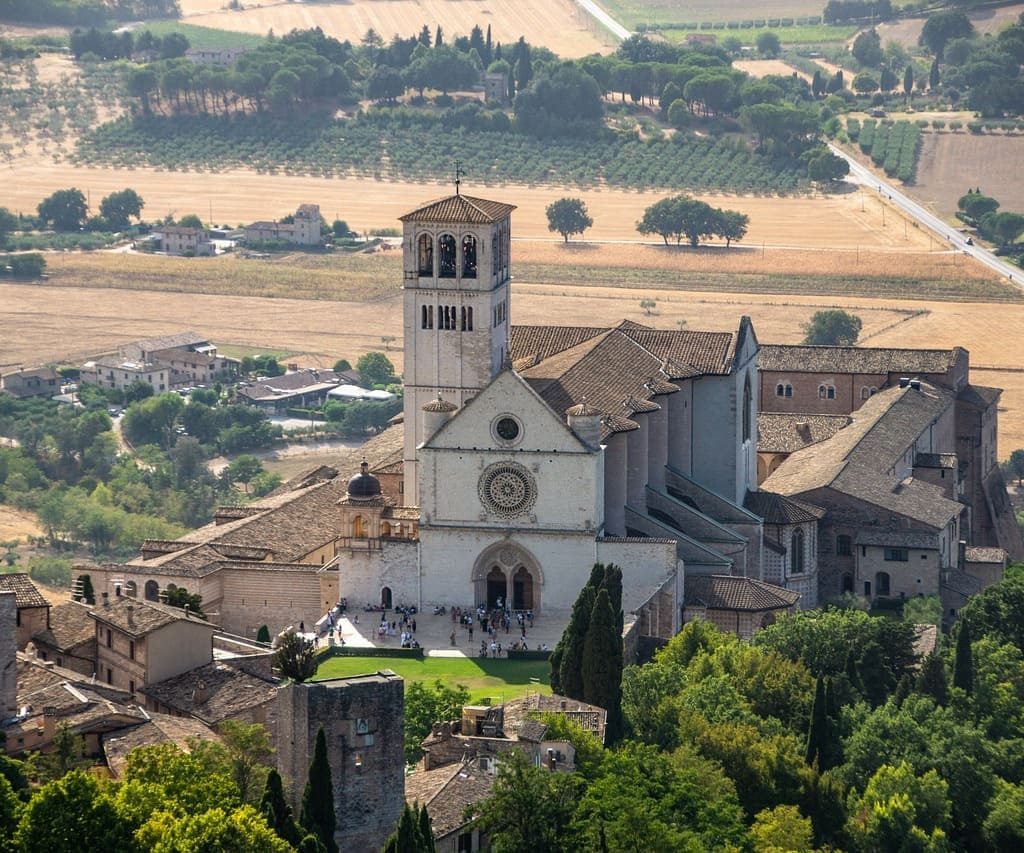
[4,0,1024,849]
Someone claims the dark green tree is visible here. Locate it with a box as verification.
[0,207,17,247]
[857,641,895,707]
[805,675,829,767]
[300,728,338,853]
[582,587,624,741]
[802,309,862,345]
[75,573,95,604]
[852,29,884,66]
[545,197,592,243]
[257,624,272,644]
[98,188,144,230]
[382,802,435,852]
[37,188,88,232]
[274,630,318,683]
[916,651,949,706]
[260,768,302,846]
[920,10,974,61]
[557,585,594,700]
[953,619,974,695]
[356,351,395,387]
[903,64,914,101]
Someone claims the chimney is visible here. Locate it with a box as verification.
[909,379,922,391]
[899,377,910,388]
[958,539,967,570]
[192,679,209,705]
[126,605,134,628]
[102,591,109,607]
[565,399,603,449]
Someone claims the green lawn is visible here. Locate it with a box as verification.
[136,22,266,51]
[313,655,552,703]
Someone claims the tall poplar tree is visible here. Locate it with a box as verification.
[805,676,828,768]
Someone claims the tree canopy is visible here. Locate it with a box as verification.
[545,197,593,243]
[802,309,863,346]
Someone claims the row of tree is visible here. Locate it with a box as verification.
[636,194,750,247]
[958,189,1024,251]
[70,26,188,62]
[31,187,144,232]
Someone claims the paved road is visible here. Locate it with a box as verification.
[575,0,631,40]
[828,143,1021,284]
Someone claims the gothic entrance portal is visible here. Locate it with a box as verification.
[472,543,543,613]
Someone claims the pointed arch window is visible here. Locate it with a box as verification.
[417,234,433,276]
[438,234,457,278]
[791,530,805,574]
[462,235,477,278]
[742,374,752,443]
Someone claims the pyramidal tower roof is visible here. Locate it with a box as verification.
[399,194,516,224]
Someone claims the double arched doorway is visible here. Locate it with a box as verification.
[473,543,543,612]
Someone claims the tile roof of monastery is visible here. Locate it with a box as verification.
[103,713,220,778]
[0,573,49,608]
[757,413,852,453]
[684,575,800,611]
[758,344,958,374]
[139,660,279,725]
[958,384,1002,408]
[744,490,825,525]
[511,321,735,436]
[405,763,494,839]
[32,601,96,651]
[399,194,516,224]
[91,596,213,637]
[762,382,964,529]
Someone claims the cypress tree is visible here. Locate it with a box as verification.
[434,26,443,48]
[383,803,435,852]
[300,727,338,853]
[805,676,828,767]
[892,673,914,706]
[916,650,949,706]
[418,803,436,853]
[844,647,862,695]
[953,619,974,695]
[257,624,271,644]
[484,24,492,66]
[559,586,594,700]
[929,57,940,90]
[856,641,894,708]
[582,588,623,741]
[260,768,301,846]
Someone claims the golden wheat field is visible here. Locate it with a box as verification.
[176,0,613,58]
[6,162,950,251]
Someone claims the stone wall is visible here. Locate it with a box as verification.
[0,592,16,718]
[275,672,405,852]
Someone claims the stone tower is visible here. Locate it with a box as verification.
[0,591,16,720]
[399,192,516,501]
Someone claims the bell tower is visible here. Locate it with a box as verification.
[399,189,516,503]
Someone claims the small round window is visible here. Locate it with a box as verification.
[494,416,520,443]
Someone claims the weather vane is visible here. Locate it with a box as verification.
[454,160,465,196]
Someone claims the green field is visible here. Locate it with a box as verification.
[662,24,857,45]
[134,21,265,51]
[313,655,552,703]
[597,0,826,28]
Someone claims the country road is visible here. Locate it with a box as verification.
[827,144,1022,285]
[575,0,631,40]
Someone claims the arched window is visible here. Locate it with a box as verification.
[461,306,467,331]
[827,386,836,399]
[869,386,877,396]
[875,571,891,596]
[462,235,477,278]
[421,305,428,329]
[353,515,366,538]
[438,234,457,277]
[381,521,391,537]
[467,306,473,330]
[427,305,433,329]
[776,384,785,397]
[861,386,870,400]
[492,234,498,275]
[417,234,433,276]
[742,374,752,443]
[818,385,827,399]
[381,586,392,609]
[791,530,805,574]
[785,385,792,397]
[145,580,159,601]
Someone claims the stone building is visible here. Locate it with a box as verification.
[30,600,97,676]
[0,573,50,650]
[244,203,323,246]
[1,591,16,720]
[275,672,405,852]
[0,366,61,399]
[682,575,800,637]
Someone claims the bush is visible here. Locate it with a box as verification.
[28,556,72,587]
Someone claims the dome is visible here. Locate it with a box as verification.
[422,395,458,413]
[565,398,601,417]
[346,461,382,500]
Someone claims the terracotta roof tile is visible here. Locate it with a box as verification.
[757,413,852,453]
[685,575,800,611]
[405,764,495,839]
[0,573,48,608]
[759,344,957,374]
[90,596,213,637]
[103,714,220,777]
[744,491,825,525]
[32,601,95,651]
[399,194,516,224]
[139,660,278,725]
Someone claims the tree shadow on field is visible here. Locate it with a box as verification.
[644,243,758,256]
[557,242,601,254]
[466,658,551,686]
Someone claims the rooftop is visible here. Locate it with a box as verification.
[405,763,494,839]
[684,575,800,611]
[854,529,940,549]
[139,660,278,725]
[744,490,825,525]
[757,413,852,454]
[399,193,516,224]
[103,713,220,777]
[90,596,213,637]
[0,573,49,609]
[758,344,959,375]
[32,601,96,651]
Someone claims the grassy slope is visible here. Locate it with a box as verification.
[136,21,266,51]
[313,655,552,703]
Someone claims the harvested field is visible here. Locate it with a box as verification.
[597,0,823,27]
[911,132,1024,218]
[6,164,948,250]
[734,59,813,83]
[177,0,612,58]
[876,3,1024,48]
[0,506,42,544]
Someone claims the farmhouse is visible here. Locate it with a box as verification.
[79,332,236,393]
[156,224,213,256]
[244,203,323,246]
[0,366,60,399]
[236,367,346,411]
[80,355,172,394]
